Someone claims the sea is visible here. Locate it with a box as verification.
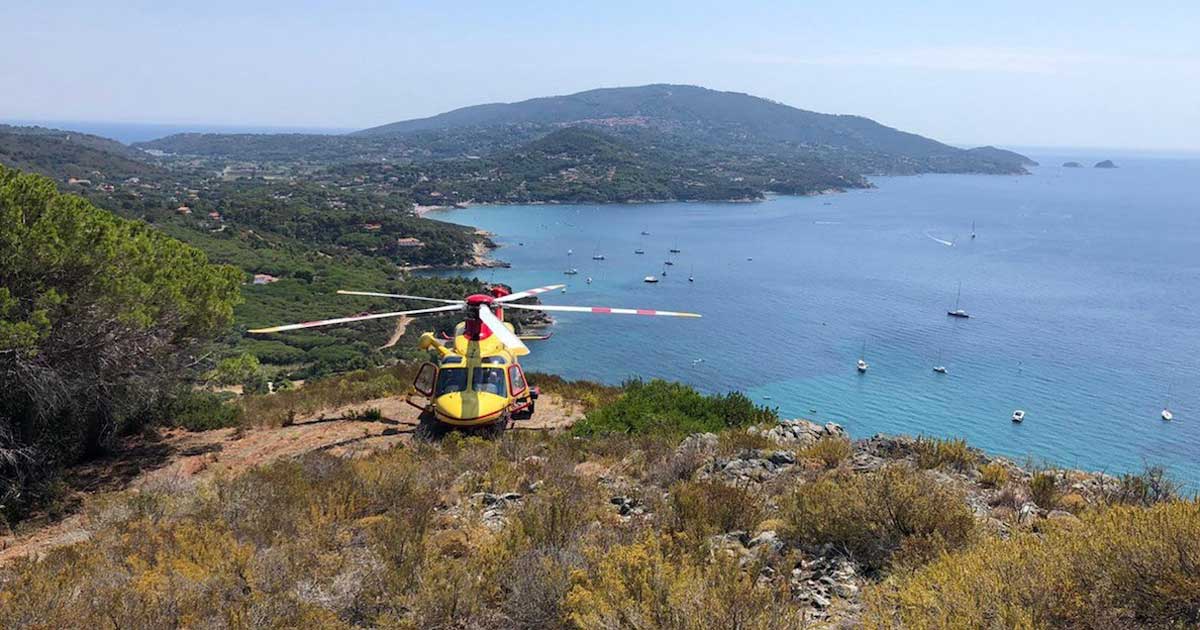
[425,150,1200,488]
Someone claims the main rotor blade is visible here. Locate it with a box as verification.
[337,290,464,305]
[502,303,701,318]
[495,284,567,303]
[248,304,462,334]
[478,304,529,354]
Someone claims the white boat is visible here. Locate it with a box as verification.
[1162,409,1174,421]
[563,268,578,275]
[586,276,592,284]
[933,349,948,373]
[857,359,868,373]
[592,254,605,261]
[643,275,659,283]
[947,281,970,318]
[857,341,869,372]
[634,248,645,254]
[1012,409,1026,423]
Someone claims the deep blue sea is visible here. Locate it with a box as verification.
[426,151,1200,487]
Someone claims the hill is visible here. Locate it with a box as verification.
[356,84,1031,175]
[0,127,164,182]
[966,145,1039,167]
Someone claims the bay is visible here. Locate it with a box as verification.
[426,151,1200,486]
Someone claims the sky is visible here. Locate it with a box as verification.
[3,0,1199,150]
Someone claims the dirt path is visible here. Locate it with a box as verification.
[0,393,583,565]
[380,315,413,349]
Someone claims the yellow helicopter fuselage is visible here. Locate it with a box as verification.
[409,321,536,428]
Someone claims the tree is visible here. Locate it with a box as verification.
[0,165,242,518]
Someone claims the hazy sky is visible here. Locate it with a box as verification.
[4,1,1199,150]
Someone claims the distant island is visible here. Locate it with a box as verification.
[1063,161,1083,168]
[134,84,1034,204]
[1094,160,1118,168]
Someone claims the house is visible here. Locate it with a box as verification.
[67,177,92,186]
[177,205,192,215]
[363,223,382,231]
[252,273,279,285]
[208,211,222,221]
[396,237,425,247]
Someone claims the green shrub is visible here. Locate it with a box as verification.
[863,501,1200,629]
[165,390,242,431]
[781,466,977,572]
[668,479,764,541]
[571,379,777,437]
[1029,471,1060,510]
[914,437,977,472]
[797,436,853,469]
[978,461,1010,488]
[1104,465,1183,507]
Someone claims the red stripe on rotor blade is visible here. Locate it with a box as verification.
[593,307,612,313]
[636,309,656,315]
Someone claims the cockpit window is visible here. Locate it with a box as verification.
[441,356,464,365]
[472,368,508,396]
[435,368,467,396]
[481,356,507,365]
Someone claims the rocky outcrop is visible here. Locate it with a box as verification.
[701,449,797,482]
[1062,161,1082,168]
[749,418,845,447]
[1094,160,1117,168]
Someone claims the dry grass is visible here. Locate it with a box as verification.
[863,501,1200,629]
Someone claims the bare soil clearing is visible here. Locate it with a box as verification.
[0,393,583,565]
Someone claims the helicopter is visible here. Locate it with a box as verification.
[248,283,700,434]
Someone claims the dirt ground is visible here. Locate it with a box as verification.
[0,393,583,565]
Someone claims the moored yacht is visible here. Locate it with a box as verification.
[1012,409,1026,423]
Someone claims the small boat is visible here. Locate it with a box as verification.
[586,277,592,284]
[688,274,694,283]
[857,341,868,373]
[947,281,970,318]
[643,275,659,283]
[669,248,681,254]
[664,260,674,266]
[592,254,605,261]
[857,359,869,373]
[560,287,567,293]
[563,268,579,275]
[933,349,948,374]
[634,248,645,254]
[567,249,573,256]
[1012,410,1026,423]
[970,220,977,240]
[1162,385,1174,421]
[641,230,651,236]
[747,257,754,261]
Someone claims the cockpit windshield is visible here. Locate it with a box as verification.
[434,367,508,397]
[472,368,507,396]
[435,368,468,396]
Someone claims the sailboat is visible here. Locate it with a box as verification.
[669,239,681,254]
[932,349,948,374]
[591,241,605,260]
[970,221,977,239]
[947,281,970,318]
[857,341,869,373]
[688,265,694,283]
[1162,385,1174,421]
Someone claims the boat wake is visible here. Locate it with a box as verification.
[924,231,955,247]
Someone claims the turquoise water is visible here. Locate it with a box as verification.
[426,152,1200,486]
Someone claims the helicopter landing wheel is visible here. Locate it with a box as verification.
[414,410,448,442]
[513,400,535,420]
